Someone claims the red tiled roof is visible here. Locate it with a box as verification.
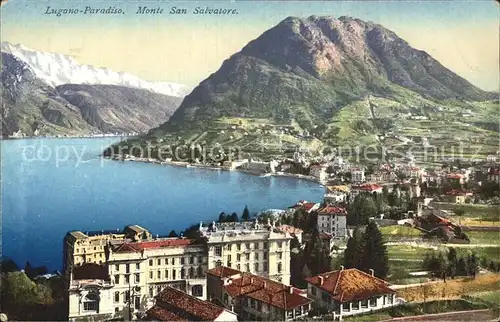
[148,287,226,321]
[73,263,110,281]
[353,184,383,192]
[206,266,241,278]
[305,268,395,303]
[146,305,186,321]
[317,206,347,215]
[446,173,463,179]
[303,202,317,211]
[209,267,312,310]
[114,238,194,253]
[278,225,303,235]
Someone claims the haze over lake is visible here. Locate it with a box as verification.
[1,138,324,271]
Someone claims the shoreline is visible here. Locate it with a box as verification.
[107,155,325,186]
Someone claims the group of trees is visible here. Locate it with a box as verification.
[1,259,66,320]
[343,222,389,279]
[290,229,332,288]
[218,205,251,222]
[423,248,479,281]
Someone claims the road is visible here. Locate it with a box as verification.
[381,309,498,321]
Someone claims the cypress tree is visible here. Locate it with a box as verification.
[359,222,389,278]
[344,227,364,269]
[242,205,250,221]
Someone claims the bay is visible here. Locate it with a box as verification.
[1,138,324,271]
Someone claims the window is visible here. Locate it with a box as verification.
[114,291,120,303]
[149,287,153,298]
[192,285,203,297]
[237,243,241,251]
[172,269,176,280]
[83,293,99,312]
[311,287,316,296]
[342,303,350,312]
[245,263,250,272]
[135,273,140,283]
[157,270,161,279]
[197,266,203,277]
[190,257,194,264]
[149,271,153,279]
[216,260,222,267]
[370,297,377,307]
[149,259,153,266]
[255,253,259,260]
[125,264,130,274]
[237,254,241,261]
[124,291,130,303]
[277,241,282,248]
[227,254,232,262]
[115,275,120,284]
[237,264,241,271]
[215,247,222,256]
[157,259,161,265]
[181,268,185,279]
[277,262,282,273]
[134,296,140,310]
[125,275,130,284]
[246,243,250,250]
[198,256,203,264]
[264,252,268,260]
[165,269,169,279]
[245,253,250,260]
[254,263,259,272]
[172,258,175,265]
[115,264,119,271]
[388,294,394,304]
[165,258,168,265]
[352,301,359,310]
[189,267,194,278]
[361,299,368,308]
[263,242,268,249]
[136,263,140,270]
[278,252,283,260]
[181,257,185,265]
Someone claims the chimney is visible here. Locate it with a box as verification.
[369,269,374,276]
[340,265,344,271]
[289,287,293,294]
[263,281,267,289]
[318,276,324,286]
[250,277,254,284]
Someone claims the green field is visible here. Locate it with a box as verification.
[381,225,424,237]
[469,289,500,307]
[434,203,500,226]
[466,231,500,245]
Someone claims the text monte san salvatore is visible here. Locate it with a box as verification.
[136,6,239,15]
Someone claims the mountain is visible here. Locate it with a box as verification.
[1,52,182,137]
[1,42,191,97]
[118,16,497,162]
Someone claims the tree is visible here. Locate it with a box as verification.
[242,205,250,221]
[347,194,377,225]
[447,248,458,278]
[218,212,227,223]
[344,227,364,269]
[466,254,479,278]
[168,230,178,238]
[359,222,389,278]
[456,257,468,276]
[229,212,239,222]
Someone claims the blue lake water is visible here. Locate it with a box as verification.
[1,138,324,271]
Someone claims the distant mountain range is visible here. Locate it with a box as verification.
[1,42,189,137]
[120,16,497,161]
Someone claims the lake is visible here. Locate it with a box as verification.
[1,138,324,271]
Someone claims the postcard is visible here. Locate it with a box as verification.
[1,0,499,321]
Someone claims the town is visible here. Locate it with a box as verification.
[2,151,499,321]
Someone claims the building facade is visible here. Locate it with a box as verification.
[316,206,348,239]
[206,266,312,321]
[306,267,398,320]
[200,220,293,285]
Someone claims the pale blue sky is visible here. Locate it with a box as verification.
[2,0,498,89]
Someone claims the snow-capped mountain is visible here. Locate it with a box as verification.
[1,42,191,97]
